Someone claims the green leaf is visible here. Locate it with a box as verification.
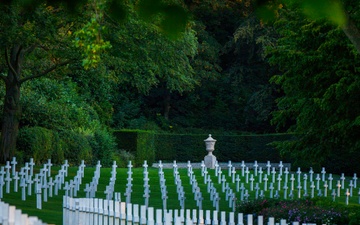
[255,5,277,23]
[301,0,346,26]
[107,0,128,22]
[159,5,188,39]
[136,0,163,21]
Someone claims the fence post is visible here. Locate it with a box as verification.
[237,213,244,225]
[228,212,235,225]
[94,198,99,225]
[79,198,86,225]
[109,200,115,225]
[198,210,204,225]
[140,205,147,225]
[62,196,66,225]
[205,210,211,225]
[268,217,274,225]
[257,216,263,225]
[103,199,109,225]
[147,207,155,225]
[212,211,218,225]
[99,199,104,225]
[185,209,192,225]
[155,209,162,225]
[126,203,133,225]
[219,211,226,225]
[14,209,22,225]
[246,214,253,225]
[120,202,126,225]
[133,204,140,225]
[0,201,6,224]
[75,198,80,225]
[8,206,15,225]
[114,201,120,225]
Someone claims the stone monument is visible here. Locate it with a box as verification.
[204,134,217,169]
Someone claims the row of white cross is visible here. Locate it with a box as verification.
[0,158,359,211]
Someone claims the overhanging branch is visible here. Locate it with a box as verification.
[19,59,73,84]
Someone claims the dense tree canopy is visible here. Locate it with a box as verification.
[267,1,360,171]
[0,0,359,169]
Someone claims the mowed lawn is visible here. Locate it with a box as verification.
[1,164,359,225]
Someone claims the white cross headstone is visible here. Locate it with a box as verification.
[309,167,314,182]
[284,167,289,183]
[245,167,249,183]
[20,177,26,200]
[346,188,350,205]
[349,180,354,197]
[340,173,345,189]
[240,161,245,177]
[218,168,222,184]
[328,174,333,190]
[283,184,288,199]
[290,174,295,191]
[228,161,232,177]
[29,158,35,177]
[236,175,240,192]
[303,174,308,191]
[266,161,271,175]
[46,159,52,177]
[13,171,19,192]
[36,187,42,209]
[214,161,219,177]
[310,182,315,198]
[321,167,326,182]
[316,174,321,190]
[231,167,236,183]
[337,180,341,197]
[263,174,268,191]
[353,173,358,188]
[278,161,283,175]
[324,181,328,197]
[269,183,274,198]
[11,157,17,177]
[253,161,258,177]
[258,167,263,183]
[277,174,282,191]
[271,167,276,183]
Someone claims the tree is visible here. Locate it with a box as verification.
[104,7,198,126]
[266,2,360,172]
[0,2,79,163]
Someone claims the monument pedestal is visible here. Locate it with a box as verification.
[204,154,217,169]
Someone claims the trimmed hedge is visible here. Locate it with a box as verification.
[17,126,64,165]
[113,130,293,165]
[153,133,293,163]
[113,129,155,167]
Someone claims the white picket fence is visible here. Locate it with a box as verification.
[63,196,316,225]
[0,200,47,225]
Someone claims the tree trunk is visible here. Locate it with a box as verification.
[0,46,23,163]
[0,81,21,163]
[163,90,171,121]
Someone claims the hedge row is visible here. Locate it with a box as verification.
[16,126,118,167]
[113,130,293,167]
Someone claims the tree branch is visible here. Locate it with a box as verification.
[19,59,73,84]
[4,48,19,83]
[24,44,37,55]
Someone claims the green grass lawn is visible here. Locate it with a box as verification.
[1,165,360,225]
